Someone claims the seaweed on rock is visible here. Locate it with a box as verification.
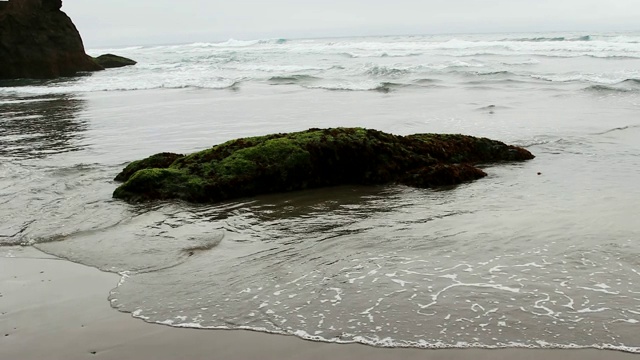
[113,128,534,203]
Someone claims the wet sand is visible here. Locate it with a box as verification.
[0,247,636,360]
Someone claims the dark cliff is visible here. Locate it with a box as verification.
[0,0,103,79]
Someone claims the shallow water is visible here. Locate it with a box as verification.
[1,32,640,352]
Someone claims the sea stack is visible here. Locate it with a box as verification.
[0,0,103,79]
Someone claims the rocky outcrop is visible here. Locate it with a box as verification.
[0,0,103,79]
[113,128,534,203]
[93,54,137,69]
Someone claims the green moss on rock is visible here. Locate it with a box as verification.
[115,152,183,182]
[113,128,534,203]
[113,168,206,202]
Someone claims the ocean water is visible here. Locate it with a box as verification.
[1,32,640,352]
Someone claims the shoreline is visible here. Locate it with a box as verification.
[1,247,637,360]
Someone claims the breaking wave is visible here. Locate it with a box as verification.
[2,32,637,94]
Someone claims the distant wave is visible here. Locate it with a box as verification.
[583,85,635,93]
[374,82,408,93]
[530,74,576,82]
[583,78,640,93]
[531,74,640,85]
[465,79,528,86]
[226,64,328,73]
[592,125,640,135]
[204,39,259,47]
[474,70,513,76]
[364,65,412,77]
[507,35,591,42]
[406,78,447,89]
[441,60,485,69]
[187,81,241,90]
[573,35,592,41]
[0,80,241,95]
[585,54,640,59]
[452,70,518,78]
[514,135,567,148]
[184,38,287,48]
[268,75,320,84]
[455,52,640,59]
[511,36,567,42]
[500,59,540,65]
[340,52,422,58]
[303,81,407,92]
[413,78,442,85]
[451,52,508,58]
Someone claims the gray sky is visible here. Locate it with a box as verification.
[62,0,640,48]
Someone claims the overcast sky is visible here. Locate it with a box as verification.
[61,0,640,48]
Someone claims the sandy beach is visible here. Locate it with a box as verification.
[0,247,635,360]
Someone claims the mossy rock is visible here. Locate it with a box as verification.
[93,54,137,68]
[114,152,183,182]
[113,127,534,203]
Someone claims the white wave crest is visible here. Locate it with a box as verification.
[531,71,640,84]
[0,75,240,95]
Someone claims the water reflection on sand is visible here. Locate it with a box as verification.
[0,93,87,159]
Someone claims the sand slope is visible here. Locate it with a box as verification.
[0,247,635,360]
